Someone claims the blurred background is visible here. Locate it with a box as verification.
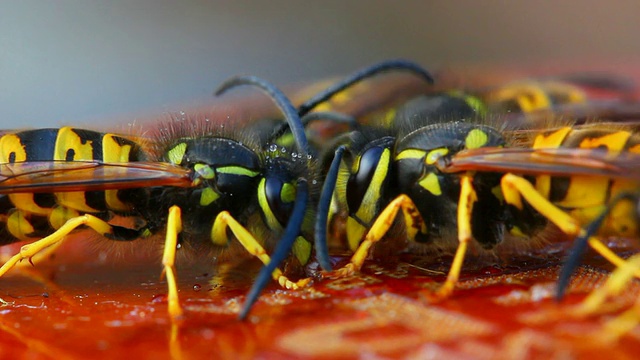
[1,0,639,128]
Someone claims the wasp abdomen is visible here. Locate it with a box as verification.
[0,127,145,242]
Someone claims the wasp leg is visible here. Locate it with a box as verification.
[501,173,582,236]
[327,193,425,278]
[211,211,310,290]
[0,241,64,269]
[427,173,477,301]
[162,206,183,319]
[573,253,640,317]
[568,253,640,343]
[0,214,115,278]
[501,174,640,276]
[587,237,640,278]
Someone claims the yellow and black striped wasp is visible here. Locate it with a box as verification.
[302,60,640,309]
[0,75,316,321]
[464,71,636,115]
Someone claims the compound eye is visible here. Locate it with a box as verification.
[265,177,295,227]
[346,146,385,212]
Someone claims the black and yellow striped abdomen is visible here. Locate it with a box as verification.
[0,127,145,243]
[531,127,640,238]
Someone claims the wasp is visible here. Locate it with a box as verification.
[301,61,640,307]
[455,71,636,116]
[336,64,639,129]
[0,75,316,321]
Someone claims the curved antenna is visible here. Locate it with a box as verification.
[298,59,435,116]
[314,145,347,271]
[216,76,310,156]
[239,178,309,320]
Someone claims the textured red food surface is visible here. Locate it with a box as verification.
[0,235,639,360]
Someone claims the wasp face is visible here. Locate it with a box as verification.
[259,154,305,231]
[344,137,395,251]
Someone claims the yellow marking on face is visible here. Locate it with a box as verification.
[396,149,426,161]
[347,149,392,252]
[353,149,391,225]
[292,236,311,265]
[346,216,367,251]
[54,127,94,161]
[465,129,489,149]
[579,131,631,152]
[418,172,442,196]
[281,183,296,203]
[533,127,572,148]
[194,164,215,179]
[167,143,187,164]
[49,206,80,230]
[425,148,449,165]
[217,166,260,177]
[257,178,282,231]
[7,210,35,240]
[103,134,132,162]
[200,187,220,206]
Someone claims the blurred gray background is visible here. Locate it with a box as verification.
[1,0,639,128]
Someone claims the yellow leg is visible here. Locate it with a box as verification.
[571,253,640,318]
[329,194,424,278]
[601,296,640,344]
[212,211,310,290]
[162,206,184,320]
[169,322,184,360]
[1,240,66,269]
[0,214,113,278]
[428,173,476,300]
[501,173,582,236]
[588,237,640,279]
[502,174,640,280]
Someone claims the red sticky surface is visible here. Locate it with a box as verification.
[0,235,639,360]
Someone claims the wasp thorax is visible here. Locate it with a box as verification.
[164,137,263,208]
